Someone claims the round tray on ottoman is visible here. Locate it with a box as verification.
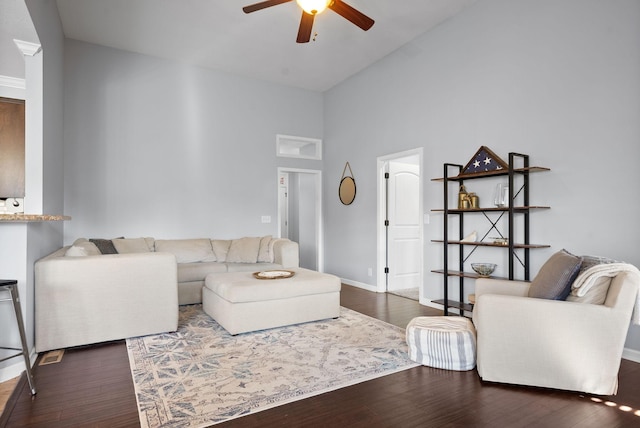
[252,270,295,280]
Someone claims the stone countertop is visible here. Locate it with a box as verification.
[0,214,71,222]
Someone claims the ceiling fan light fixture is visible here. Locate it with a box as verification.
[296,0,331,15]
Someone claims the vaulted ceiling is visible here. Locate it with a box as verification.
[2,0,477,92]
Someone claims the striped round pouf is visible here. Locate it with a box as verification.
[406,316,477,371]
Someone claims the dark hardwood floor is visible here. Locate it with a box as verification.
[3,285,640,427]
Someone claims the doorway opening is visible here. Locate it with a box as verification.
[377,149,423,300]
[277,168,323,272]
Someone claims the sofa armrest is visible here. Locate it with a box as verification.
[35,252,179,352]
[272,239,299,268]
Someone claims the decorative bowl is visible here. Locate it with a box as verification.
[491,237,508,246]
[471,263,497,277]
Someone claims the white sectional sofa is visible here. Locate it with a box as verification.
[35,236,299,352]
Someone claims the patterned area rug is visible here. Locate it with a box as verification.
[126,305,419,427]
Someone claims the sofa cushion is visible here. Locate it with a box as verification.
[155,239,216,263]
[112,238,153,254]
[257,235,274,263]
[226,262,282,273]
[528,249,582,300]
[178,262,228,283]
[212,240,231,262]
[226,237,261,263]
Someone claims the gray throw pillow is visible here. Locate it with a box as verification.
[576,255,619,274]
[89,238,119,255]
[528,249,582,300]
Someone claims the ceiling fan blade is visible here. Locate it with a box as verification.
[328,0,374,31]
[243,0,293,14]
[296,11,315,43]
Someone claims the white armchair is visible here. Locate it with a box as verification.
[472,271,639,395]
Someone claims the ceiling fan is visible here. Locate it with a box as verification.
[242,0,375,43]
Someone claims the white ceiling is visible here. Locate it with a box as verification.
[1,0,477,92]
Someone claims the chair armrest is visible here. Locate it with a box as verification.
[473,294,631,395]
[472,279,530,328]
[474,294,631,342]
[474,278,531,299]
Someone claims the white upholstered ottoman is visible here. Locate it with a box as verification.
[406,316,477,371]
[202,268,341,335]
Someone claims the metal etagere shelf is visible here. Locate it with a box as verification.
[431,153,550,315]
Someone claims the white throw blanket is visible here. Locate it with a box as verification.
[571,263,640,325]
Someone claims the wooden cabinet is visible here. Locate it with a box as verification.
[0,98,25,198]
[431,152,550,315]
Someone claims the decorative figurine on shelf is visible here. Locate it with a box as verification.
[458,186,480,209]
[462,231,477,242]
[469,192,479,208]
[458,185,468,209]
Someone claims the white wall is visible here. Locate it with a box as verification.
[0,0,65,381]
[63,40,323,242]
[324,0,640,351]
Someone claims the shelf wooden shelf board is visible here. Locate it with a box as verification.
[432,299,474,313]
[431,166,550,182]
[431,269,506,280]
[431,269,532,282]
[431,206,550,213]
[431,240,550,249]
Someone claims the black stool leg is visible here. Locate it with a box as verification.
[10,285,37,395]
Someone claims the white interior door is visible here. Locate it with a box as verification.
[387,158,422,291]
[278,173,289,239]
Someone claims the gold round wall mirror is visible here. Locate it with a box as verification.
[339,162,356,205]
[339,176,356,205]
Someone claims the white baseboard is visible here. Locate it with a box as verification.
[0,349,37,383]
[419,299,443,310]
[340,278,378,293]
[622,347,640,363]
